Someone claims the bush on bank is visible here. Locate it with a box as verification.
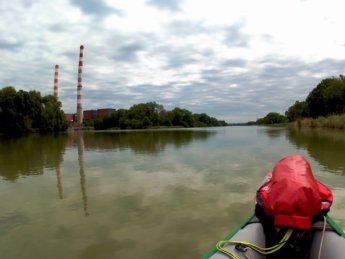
[294,114,345,130]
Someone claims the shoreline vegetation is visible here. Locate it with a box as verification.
[84,102,227,130]
[0,86,68,137]
[256,75,345,130]
[232,113,345,130]
[0,86,227,138]
[292,114,345,130]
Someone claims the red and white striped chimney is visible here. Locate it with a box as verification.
[76,45,84,125]
[54,64,59,98]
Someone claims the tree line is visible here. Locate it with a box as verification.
[0,86,227,136]
[0,86,68,136]
[86,102,227,130]
[256,75,345,124]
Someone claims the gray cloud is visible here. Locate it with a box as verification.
[221,59,247,68]
[113,42,145,62]
[309,58,345,75]
[48,24,68,33]
[146,0,184,12]
[0,41,23,51]
[223,24,250,48]
[102,32,159,64]
[70,0,123,17]
[166,20,208,36]
[162,47,200,69]
[195,56,337,120]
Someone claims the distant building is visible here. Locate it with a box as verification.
[65,113,74,122]
[65,108,115,122]
[83,110,98,121]
[97,108,115,119]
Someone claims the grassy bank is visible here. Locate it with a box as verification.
[293,114,345,130]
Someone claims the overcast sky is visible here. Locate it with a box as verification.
[1,0,345,122]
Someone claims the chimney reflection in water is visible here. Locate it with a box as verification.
[55,164,63,199]
[77,132,89,216]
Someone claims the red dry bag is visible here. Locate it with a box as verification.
[255,154,333,230]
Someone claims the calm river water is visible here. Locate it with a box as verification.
[0,126,344,259]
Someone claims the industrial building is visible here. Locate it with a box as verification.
[65,109,115,123]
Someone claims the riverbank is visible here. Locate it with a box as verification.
[292,114,345,130]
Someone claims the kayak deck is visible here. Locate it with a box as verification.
[202,214,345,259]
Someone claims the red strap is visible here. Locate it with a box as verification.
[274,214,311,230]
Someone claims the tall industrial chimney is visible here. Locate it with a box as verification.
[76,45,84,125]
[54,64,59,98]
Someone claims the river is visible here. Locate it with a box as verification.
[0,126,344,258]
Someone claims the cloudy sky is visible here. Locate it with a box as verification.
[1,0,345,122]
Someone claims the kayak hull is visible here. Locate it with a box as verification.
[202,215,345,259]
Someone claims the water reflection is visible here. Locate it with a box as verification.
[56,164,63,199]
[75,132,89,216]
[0,129,216,181]
[0,134,68,181]
[286,127,345,175]
[0,129,216,217]
[258,127,286,139]
[80,129,216,154]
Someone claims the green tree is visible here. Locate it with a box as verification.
[169,107,197,127]
[159,110,173,126]
[39,95,68,133]
[0,87,67,136]
[0,86,21,135]
[169,108,185,126]
[144,102,163,126]
[126,102,163,128]
[181,109,194,127]
[91,102,225,130]
[256,112,288,125]
[306,76,345,118]
[194,113,211,126]
[116,109,128,129]
[93,118,103,130]
[285,101,309,122]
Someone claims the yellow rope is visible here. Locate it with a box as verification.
[317,216,327,259]
[216,228,294,259]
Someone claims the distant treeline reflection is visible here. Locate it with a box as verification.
[81,129,216,154]
[0,134,68,180]
[0,129,216,180]
[279,128,345,175]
